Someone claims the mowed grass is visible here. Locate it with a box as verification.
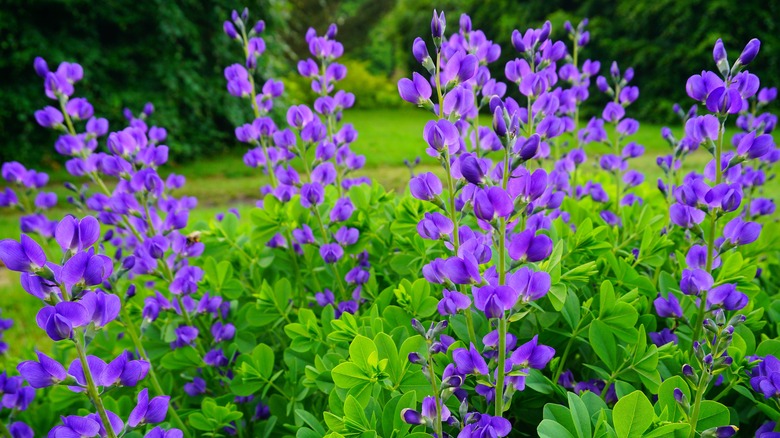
[0,108,777,358]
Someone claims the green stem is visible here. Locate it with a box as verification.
[426,347,444,437]
[0,421,11,438]
[692,120,725,344]
[74,339,118,438]
[687,373,711,438]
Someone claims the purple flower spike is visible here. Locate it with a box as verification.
[61,252,114,290]
[17,351,68,388]
[510,335,555,369]
[79,291,121,328]
[417,212,454,240]
[452,343,489,375]
[0,235,46,273]
[320,243,344,264]
[129,388,170,427]
[423,120,460,154]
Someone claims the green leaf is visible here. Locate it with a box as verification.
[568,392,593,438]
[295,409,326,436]
[538,419,577,438]
[160,347,204,370]
[251,344,275,379]
[349,335,377,370]
[612,390,654,438]
[332,362,370,389]
[695,400,729,432]
[656,375,690,422]
[589,320,618,371]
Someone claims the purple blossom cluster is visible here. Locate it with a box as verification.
[648,37,776,436]
[0,162,58,238]
[222,11,371,316]
[398,11,571,436]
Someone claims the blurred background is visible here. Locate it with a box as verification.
[1,0,778,166]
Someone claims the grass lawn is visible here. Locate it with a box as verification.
[0,107,776,358]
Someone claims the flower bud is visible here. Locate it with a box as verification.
[737,38,760,66]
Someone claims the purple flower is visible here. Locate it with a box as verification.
[510,335,555,369]
[409,173,442,201]
[300,183,324,208]
[649,328,678,346]
[128,388,170,427]
[602,102,625,123]
[60,251,114,290]
[184,377,207,396]
[707,284,748,311]
[750,355,780,398]
[9,422,33,438]
[679,269,713,296]
[669,203,706,229]
[79,290,121,328]
[506,267,550,302]
[508,230,553,262]
[36,302,90,341]
[320,244,344,264]
[423,120,460,155]
[204,348,229,367]
[398,72,432,105]
[437,289,471,316]
[736,131,773,159]
[473,187,513,222]
[474,285,518,319]
[654,293,683,318]
[452,343,489,375]
[211,322,236,342]
[330,198,355,222]
[723,216,761,246]
[49,415,101,438]
[686,245,721,270]
[417,212,454,240]
[442,254,481,284]
[170,326,198,349]
[101,351,150,387]
[17,351,68,388]
[0,235,46,272]
[737,38,761,65]
[458,414,512,438]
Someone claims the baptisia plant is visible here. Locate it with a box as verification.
[398,11,563,436]
[1,214,181,437]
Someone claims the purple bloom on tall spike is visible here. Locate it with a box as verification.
[60,251,113,290]
[459,414,512,437]
[474,285,518,318]
[128,388,170,427]
[0,235,46,272]
[679,269,713,296]
[170,326,198,349]
[49,415,101,438]
[409,172,442,201]
[442,254,481,284]
[431,10,445,39]
[79,290,121,328]
[101,351,150,387]
[669,203,706,228]
[398,72,432,105]
[505,267,550,303]
[750,355,780,398]
[686,245,721,270]
[37,302,90,341]
[330,198,354,222]
[738,38,761,65]
[473,187,513,222]
[510,335,555,369]
[707,284,748,310]
[654,293,683,318]
[300,183,325,208]
[602,102,625,123]
[508,230,552,262]
[437,289,471,316]
[417,212,453,240]
[649,328,678,346]
[453,343,489,375]
[320,243,344,264]
[17,351,68,388]
[184,377,207,397]
[723,216,761,246]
